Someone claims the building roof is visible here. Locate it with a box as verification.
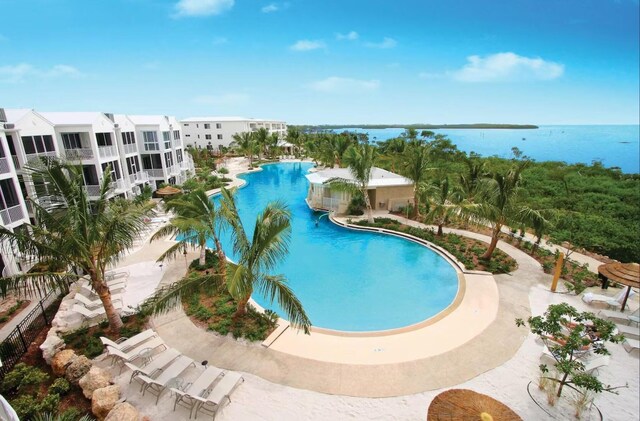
[305,167,413,188]
[180,116,284,123]
[127,115,177,126]
[3,108,34,124]
[38,112,110,125]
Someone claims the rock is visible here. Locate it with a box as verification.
[104,402,140,421]
[51,349,77,376]
[79,366,112,399]
[41,333,66,365]
[92,385,120,420]
[65,355,92,385]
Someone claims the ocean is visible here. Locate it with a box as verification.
[331,125,640,173]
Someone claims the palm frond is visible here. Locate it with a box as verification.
[140,273,222,316]
[255,274,311,334]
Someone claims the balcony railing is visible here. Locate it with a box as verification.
[173,138,182,147]
[65,148,94,160]
[170,165,180,175]
[0,157,11,174]
[0,204,26,225]
[123,143,137,154]
[146,169,165,178]
[113,179,126,192]
[25,151,57,160]
[98,145,118,159]
[128,171,149,185]
[83,185,101,197]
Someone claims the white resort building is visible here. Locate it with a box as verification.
[305,167,415,214]
[180,117,287,150]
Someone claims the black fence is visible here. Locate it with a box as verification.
[0,289,61,378]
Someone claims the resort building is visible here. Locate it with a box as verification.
[305,167,414,214]
[180,117,287,150]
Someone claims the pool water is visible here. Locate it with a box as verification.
[210,162,459,332]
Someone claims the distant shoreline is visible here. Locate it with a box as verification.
[296,124,539,130]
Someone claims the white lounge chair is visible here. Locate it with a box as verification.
[80,281,126,296]
[126,348,181,385]
[106,336,166,368]
[139,356,196,403]
[616,324,640,341]
[72,304,108,324]
[75,292,123,310]
[105,270,129,282]
[598,309,640,325]
[582,289,636,309]
[193,371,244,420]
[172,366,225,418]
[100,328,158,352]
[541,348,610,374]
[622,338,640,357]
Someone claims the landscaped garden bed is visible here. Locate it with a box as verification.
[0,297,30,327]
[352,218,518,273]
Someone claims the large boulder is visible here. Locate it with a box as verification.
[92,385,120,420]
[104,402,140,421]
[51,349,77,376]
[79,366,112,399]
[65,355,92,385]
[41,332,66,365]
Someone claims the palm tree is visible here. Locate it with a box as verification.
[150,189,228,280]
[231,132,256,167]
[400,143,431,219]
[253,127,269,163]
[425,177,462,236]
[286,127,303,158]
[219,189,311,333]
[473,161,530,260]
[328,143,378,223]
[267,132,280,159]
[459,157,487,202]
[0,159,152,330]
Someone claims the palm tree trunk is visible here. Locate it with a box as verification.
[234,295,250,318]
[199,246,207,266]
[412,193,420,219]
[213,236,227,281]
[362,188,374,223]
[481,224,502,261]
[90,270,123,330]
[437,224,443,236]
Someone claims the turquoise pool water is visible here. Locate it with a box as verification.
[210,162,458,332]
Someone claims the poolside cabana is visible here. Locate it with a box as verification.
[427,389,522,421]
[305,167,414,214]
[598,262,639,312]
[155,185,182,197]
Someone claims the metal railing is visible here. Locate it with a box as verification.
[113,179,126,192]
[25,151,57,160]
[0,288,61,378]
[83,185,101,197]
[98,145,118,159]
[65,148,94,160]
[123,143,137,155]
[0,205,25,225]
[0,157,11,174]
[128,171,149,185]
[146,169,165,178]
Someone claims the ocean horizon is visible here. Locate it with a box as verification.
[331,125,640,173]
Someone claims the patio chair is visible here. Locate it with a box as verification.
[75,292,123,310]
[622,338,639,357]
[192,371,244,420]
[138,356,196,404]
[616,323,640,341]
[80,280,126,296]
[126,348,181,385]
[100,328,158,353]
[106,336,167,369]
[105,270,129,282]
[172,366,225,418]
[541,348,609,374]
[582,289,635,309]
[72,304,108,324]
[598,309,640,325]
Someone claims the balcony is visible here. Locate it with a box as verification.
[98,145,118,159]
[65,148,94,160]
[146,169,165,178]
[83,185,101,197]
[128,171,149,185]
[25,151,58,162]
[173,138,182,147]
[170,165,180,175]
[0,157,11,174]
[113,179,126,192]
[123,143,137,155]
[0,204,26,226]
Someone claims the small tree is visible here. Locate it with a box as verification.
[516,303,624,399]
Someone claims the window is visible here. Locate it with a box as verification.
[61,133,82,150]
[143,131,159,151]
[0,179,21,209]
[205,134,212,140]
[163,131,171,149]
[141,154,162,170]
[217,134,223,140]
[185,134,191,137]
[6,135,17,156]
[126,156,140,174]
[0,142,5,158]
[164,151,174,168]
[176,149,183,163]
[184,123,189,127]
[23,135,56,154]
[204,124,210,129]
[121,132,136,145]
[101,161,121,180]
[96,132,113,147]
[82,165,99,186]
[173,130,180,140]
[216,123,221,129]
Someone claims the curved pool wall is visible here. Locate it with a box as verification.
[209,162,459,332]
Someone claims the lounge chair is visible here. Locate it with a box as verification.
[582,289,636,309]
[193,371,244,420]
[105,270,129,282]
[172,366,225,418]
[80,281,126,296]
[541,348,610,374]
[100,328,158,352]
[138,356,196,403]
[616,324,640,341]
[72,304,108,324]
[598,309,639,325]
[126,348,181,385]
[622,338,640,357]
[75,292,123,310]
[106,336,166,369]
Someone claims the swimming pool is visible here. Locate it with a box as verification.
[211,162,459,332]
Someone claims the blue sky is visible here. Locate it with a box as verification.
[1,0,638,124]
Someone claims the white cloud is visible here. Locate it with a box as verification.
[309,76,380,93]
[290,39,326,52]
[212,36,228,45]
[262,3,278,13]
[173,0,234,17]
[365,37,397,49]
[193,93,250,106]
[451,52,564,82]
[336,31,359,41]
[0,63,84,83]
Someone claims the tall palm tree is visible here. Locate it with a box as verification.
[473,161,530,260]
[267,132,280,159]
[328,143,378,223]
[286,127,303,158]
[425,177,462,236]
[400,143,431,218]
[459,157,487,202]
[219,189,311,333]
[253,127,269,163]
[0,159,152,330]
[150,189,228,280]
[231,132,256,167]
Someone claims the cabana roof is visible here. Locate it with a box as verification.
[305,167,413,188]
[598,262,640,289]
